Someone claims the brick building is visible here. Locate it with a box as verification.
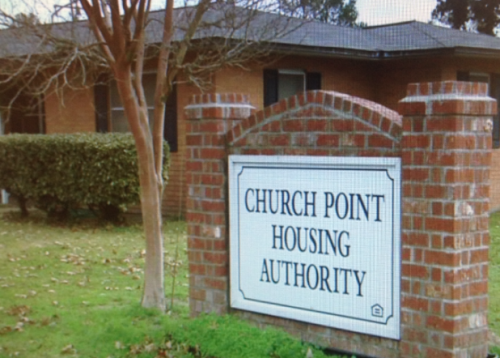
[2,8,500,215]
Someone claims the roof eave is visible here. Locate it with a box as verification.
[453,46,500,59]
[269,44,500,61]
[269,43,381,60]
[268,44,455,60]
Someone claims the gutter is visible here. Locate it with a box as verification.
[267,43,456,61]
[267,43,500,62]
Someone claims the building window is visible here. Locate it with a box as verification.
[95,73,178,152]
[263,69,322,107]
[9,95,45,134]
[110,73,157,132]
[94,81,108,133]
[458,71,499,148]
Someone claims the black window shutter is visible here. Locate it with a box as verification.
[94,83,109,133]
[491,73,500,148]
[164,83,178,153]
[263,69,279,107]
[306,72,322,91]
[457,71,470,81]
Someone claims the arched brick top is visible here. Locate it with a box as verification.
[185,93,254,120]
[227,90,402,146]
[227,91,402,156]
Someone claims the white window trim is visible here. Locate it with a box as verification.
[469,72,490,84]
[110,71,157,112]
[110,72,157,132]
[277,69,306,96]
[278,69,305,76]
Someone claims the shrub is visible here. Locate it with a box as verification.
[0,133,169,220]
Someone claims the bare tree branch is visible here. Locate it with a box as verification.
[153,0,175,181]
[0,0,303,310]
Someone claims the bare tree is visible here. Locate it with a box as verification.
[0,0,297,310]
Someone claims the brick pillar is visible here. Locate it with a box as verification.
[185,94,253,315]
[399,81,495,358]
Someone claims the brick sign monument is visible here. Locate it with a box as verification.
[185,82,494,358]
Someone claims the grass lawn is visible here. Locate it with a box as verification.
[1,210,500,357]
[488,212,500,356]
[0,212,335,358]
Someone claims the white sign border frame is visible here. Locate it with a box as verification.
[228,155,401,340]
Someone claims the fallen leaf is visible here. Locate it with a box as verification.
[60,344,76,354]
[40,317,51,326]
[129,344,142,355]
[6,305,31,316]
[115,341,125,350]
[155,349,168,357]
[0,326,12,335]
[144,343,156,353]
[306,347,314,358]
[14,322,23,332]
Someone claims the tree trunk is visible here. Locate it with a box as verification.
[138,159,166,310]
[114,67,166,311]
[18,195,28,218]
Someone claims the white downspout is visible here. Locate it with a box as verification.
[0,111,9,204]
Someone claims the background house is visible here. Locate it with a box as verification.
[2,11,500,216]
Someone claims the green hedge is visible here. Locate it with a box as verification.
[0,133,169,220]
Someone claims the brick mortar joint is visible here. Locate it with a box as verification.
[230,108,401,146]
[401,94,495,102]
[185,103,255,110]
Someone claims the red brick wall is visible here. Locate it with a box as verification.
[162,81,206,217]
[211,55,500,215]
[440,57,500,211]
[491,150,500,210]
[398,81,494,358]
[372,57,445,113]
[185,82,494,358]
[214,57,376,112]
[45,86,96,133]
[40,55,500,218]
[186,91,402,357]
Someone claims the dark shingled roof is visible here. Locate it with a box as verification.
[2,6,500,59]
[364,21,500,52]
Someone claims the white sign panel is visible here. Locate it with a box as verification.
[229,155,401,339]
